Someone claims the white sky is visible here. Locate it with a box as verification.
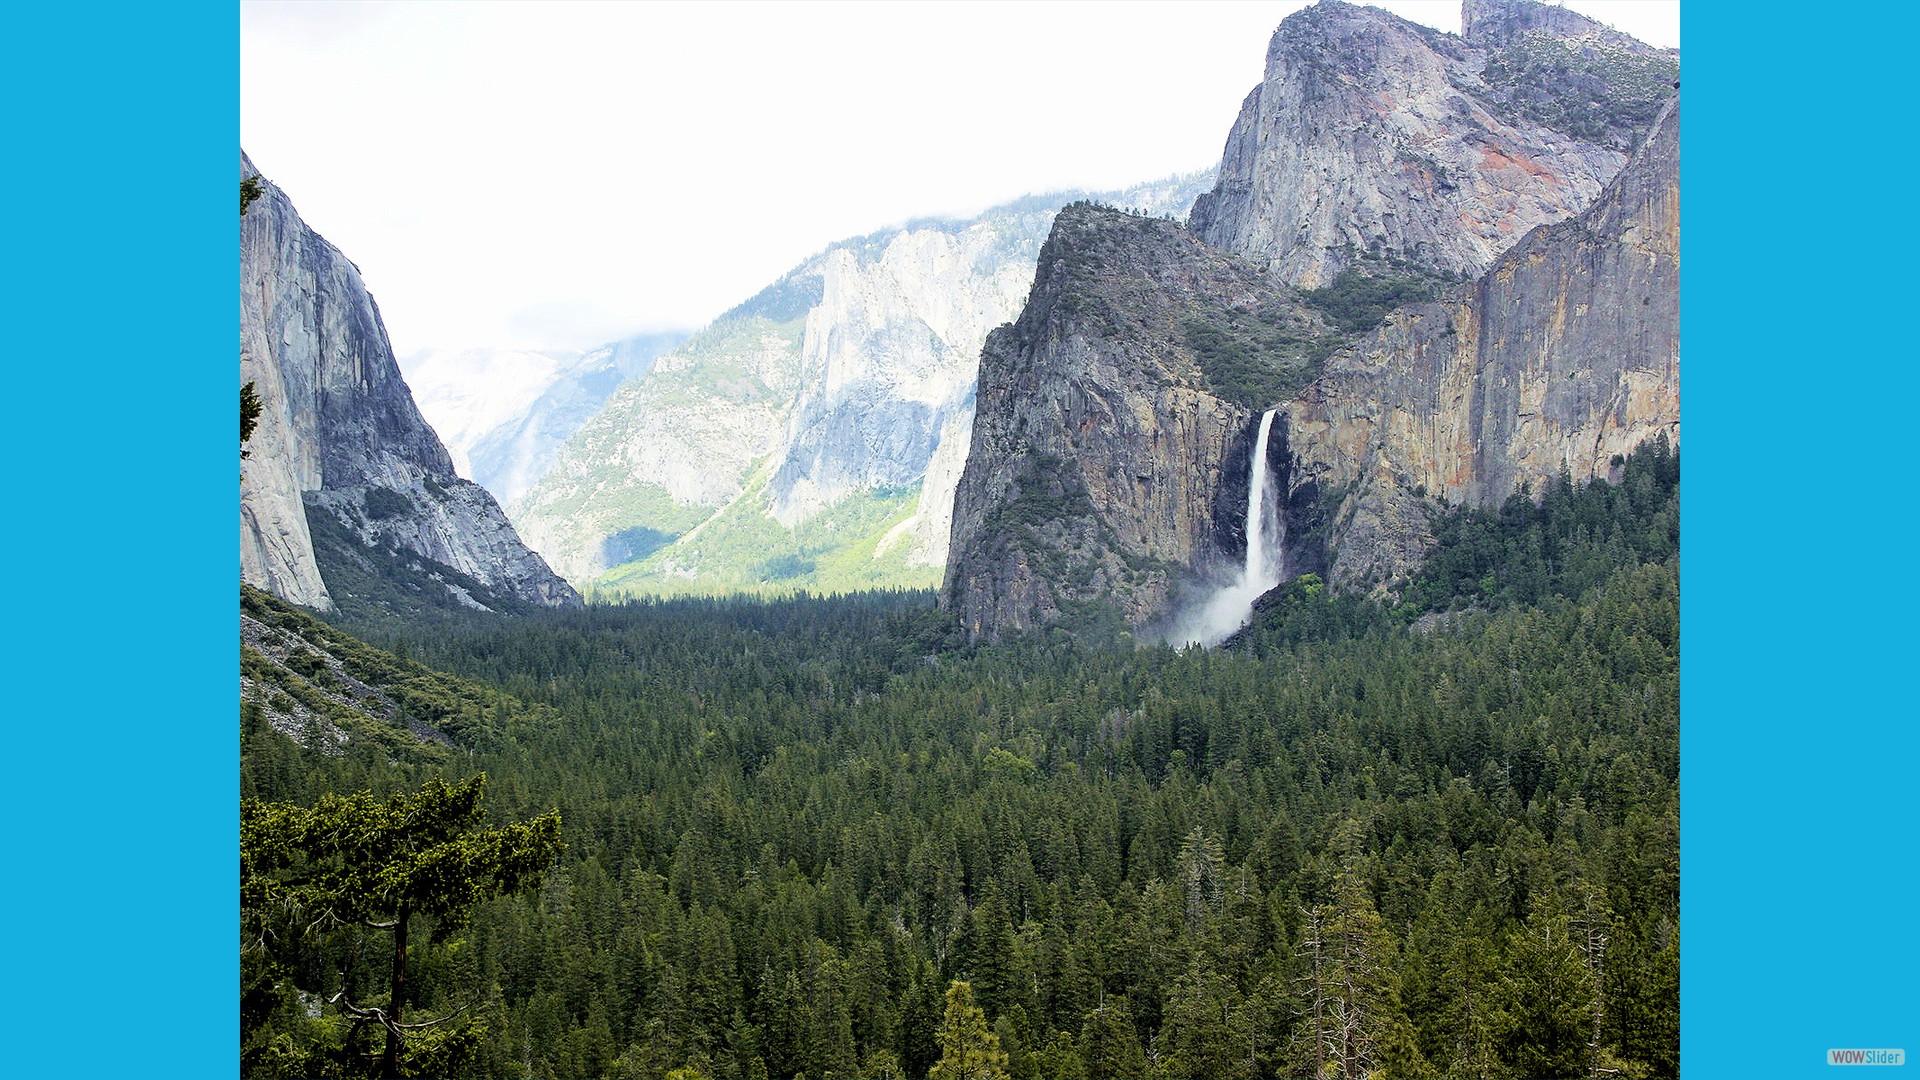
[240,1,1679,358]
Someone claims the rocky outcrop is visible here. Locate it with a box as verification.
[1281,93,1679,591]
[1188,0,1671,288]
[942,205,1323,640]
[240,152,579,613]
[942,2,1678,641]
[1464,0,1680,153]
[512,175,1213,596]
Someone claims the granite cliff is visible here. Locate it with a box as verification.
[240,153,580,615]
[1281,93,1680,591]
[1189,0,1673,288]
[943,205,1333,640]
[943,0,1678,641]
[512,174,1212,597]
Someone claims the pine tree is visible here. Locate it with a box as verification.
[930,981,1010,1080]
[1290,854,1425,1079]
[1031,1029,1087,1080]
[241,382,262,457]
[1497,892,1598,1080]
[1570,885,1612,1077]
[1178,826,1227,935]
[1078,997,1148,1080]
[1158,965,1249,1079]
[240,775,563,1078]
[968,888,1019,1019]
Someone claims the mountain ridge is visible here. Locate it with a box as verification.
[942,0,1678,642]
[240,152,580,617]
[1188,0,1673,289]
[1279,91,1680,592]
[512,171,1216,597]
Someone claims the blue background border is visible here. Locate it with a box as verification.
[12,2,1917,1076]
[9,3,232,1075]
[1684,4,1918,1078]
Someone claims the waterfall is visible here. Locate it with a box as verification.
[1169,409,1283,647]
[1242,408,1281,593]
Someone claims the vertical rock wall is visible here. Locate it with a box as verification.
[944,208,1314,639]
[1281,95,1680,590]
[240,152,580,611]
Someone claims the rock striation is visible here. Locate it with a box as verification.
[1281,93,1679,591]
[1189,0,1672,289]
[240,152,579,613]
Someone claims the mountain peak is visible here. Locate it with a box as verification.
[1267,1,1451,68]
[1462,0,1670,53]
[1190,0,1630,289]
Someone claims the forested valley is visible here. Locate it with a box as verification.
[241,444,1679,1080]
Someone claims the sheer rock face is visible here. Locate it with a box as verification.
[1281,94,1679,590]
[765,227,1037,544]
[513,210,1054,587]
[941,3,1678,641]
[240,152,580,611]
[943,207,1308,640]
[1188,0,1656,288]
[514,175,1212,592]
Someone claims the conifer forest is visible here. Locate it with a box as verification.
[241,445,1680,1079]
